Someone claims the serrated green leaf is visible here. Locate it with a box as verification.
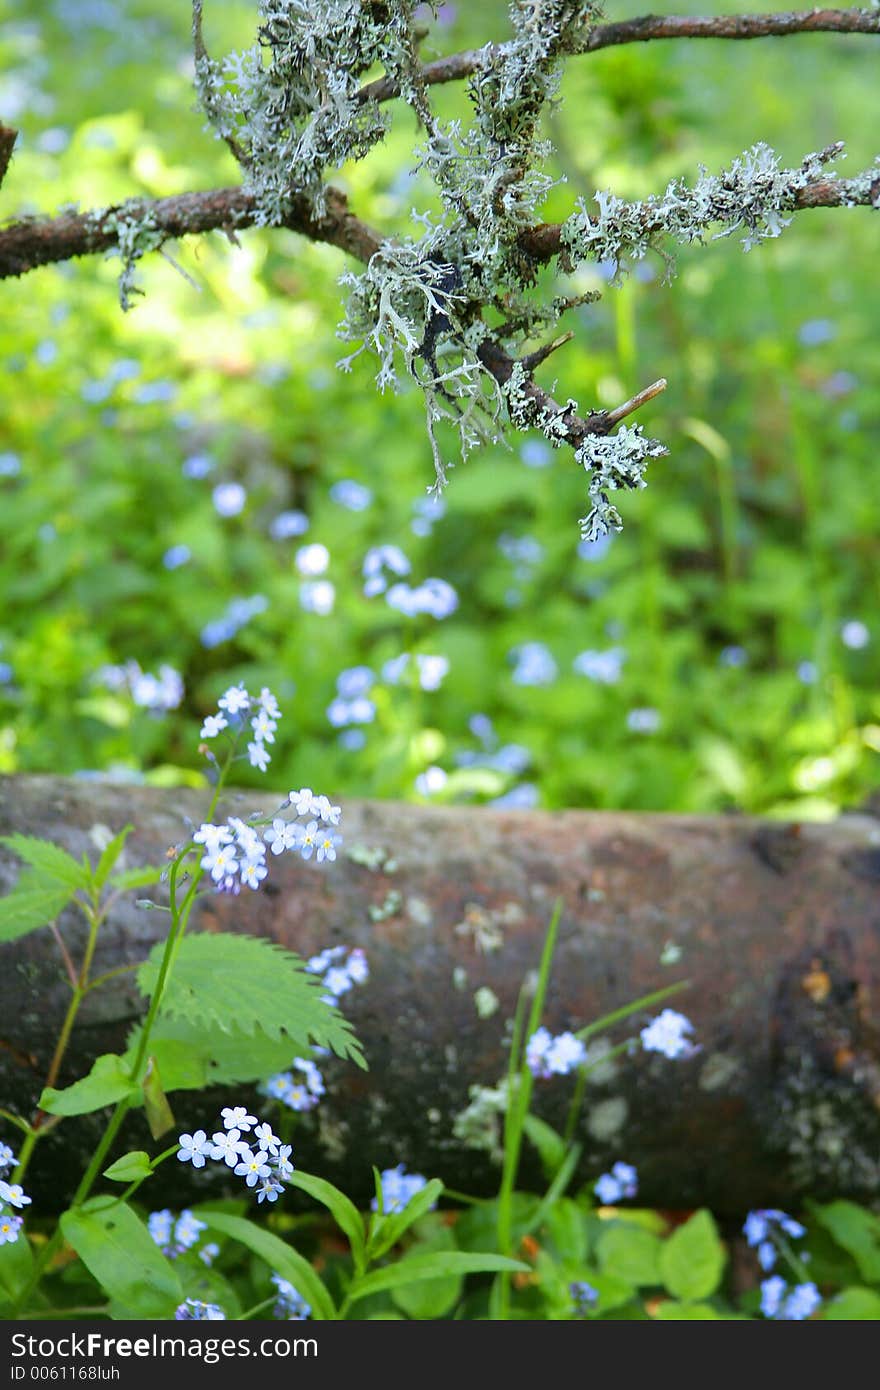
[137,932,364,1067]
[92,825,133,891]
[103,1151,153,1183]
[348,1251,529,1305]
[659,1210,726,1301]
[125,1017,318,1090]
[811,1201,880,1282]
[0,834,89,890]
[40,1053,139,1117]
[0,872,77,942]
[61,1199,182,1317]
[196,1209,336,1321]
[108,864,166,892]
[286,1170,365,1264]
[824,1287,880,1319]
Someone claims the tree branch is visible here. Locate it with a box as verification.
[0,185,381,282]
[358,8,880,104]
[0,124,17,192]
[518,172,880,266]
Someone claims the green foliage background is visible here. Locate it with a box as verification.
[1,0,878,817]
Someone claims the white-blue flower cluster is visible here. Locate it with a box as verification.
[148,1208,219,1265]
[177,1106,294,1206]
[526,1026,586,1079]
[94,660,184,714]
[760,1276,821,1321]
[271,1274,311,1320]
[175,1298,226,1320]
[371,1164,433,1215]
[0,1143,29,1247]
[200,682,281,773]
[639,1009,697,1060]
[200,595,269,649]
[262,1055,326,1114]
[306,945,369,1005]
[743,1208,807,1273]
[594,1161,638,1205]
[193,780,342,897]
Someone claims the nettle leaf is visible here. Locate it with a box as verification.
[61,1198,182,1318]
[40,1053,139,1117]
[125,1019,313,1091]
[137,932,365,1067]
[659,1210,726,1301]
[1,834,88,889]
[0,834,90,890]
[0,872,77,942]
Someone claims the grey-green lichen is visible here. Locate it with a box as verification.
[189,5,878,537]
[577,424,669,542]
[86,200,166,311]
[561,142,847,275]
[194,0,422,222]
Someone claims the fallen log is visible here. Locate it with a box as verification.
[2,773,880,1217]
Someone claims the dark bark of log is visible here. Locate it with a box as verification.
[2,774,880,1217]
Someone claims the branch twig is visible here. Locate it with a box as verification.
[358,8,880,105]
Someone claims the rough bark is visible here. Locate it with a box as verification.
[2,774,880,1216]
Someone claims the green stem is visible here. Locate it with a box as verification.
[495,899,562,1319]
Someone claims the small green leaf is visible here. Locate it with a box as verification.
[0,872,77,942]
[348,1251,529,1305]
[824,1287,880,1319]
[103,1151,153,1183]
[285,1170,365,1265]
[40,1054,139,1117]
[0,834,90,890]
[196,1209,336,1321]
[108,864,166,892]
[367,1179,444,1260]
[522,1113,567,1179]
[597,1223,662,1287]
[61,1199,182,1317]
[92,825,133,890]
[654,1300,721,1319]
[811,1201,880,1282]
[390,1220,462,1319]
[141,1056,175,1140]
[659,1210,726,1301]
